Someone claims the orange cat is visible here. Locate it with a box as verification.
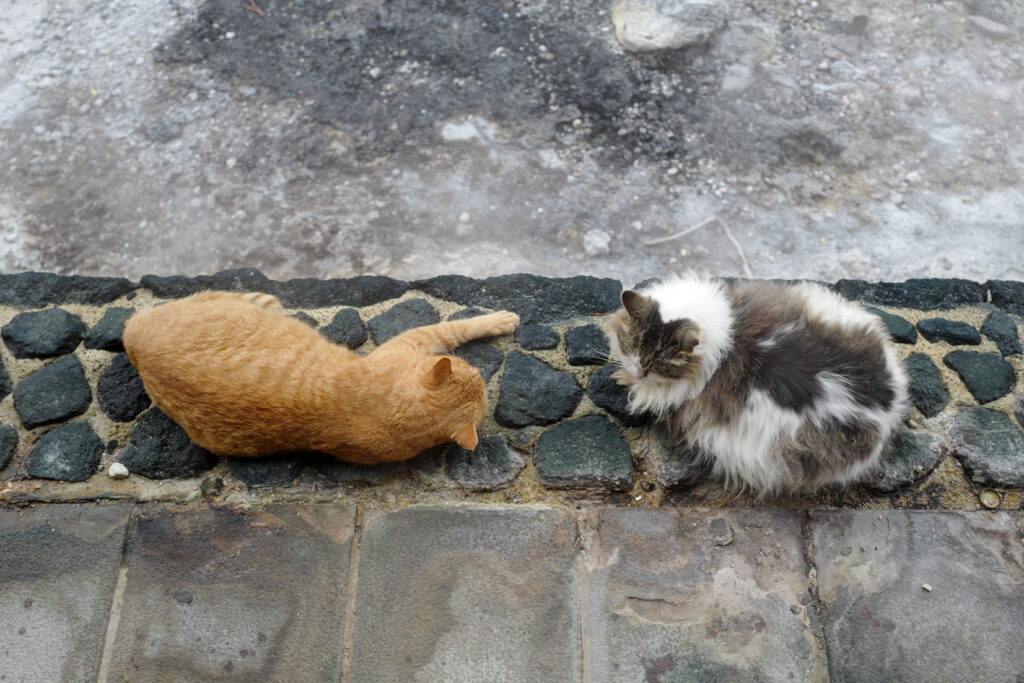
[122,291,519,464]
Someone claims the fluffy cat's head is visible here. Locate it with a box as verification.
[416,355,487,450]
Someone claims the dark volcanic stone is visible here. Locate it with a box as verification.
[118,409,217,479]
[83,307,134,352]
[0,424,18,471]
[943,351,1015,404]
[367,299,440,344]
[454,343,504,382]
[97,354,151,422]
[313,456,401,484]
[0,273,136,307]
[864,307,917,344]
[226,456,304,487]
[1016,393,1023,427]
[651,426,712,488]
[905,353,949,417]
[0,358,11,400]
[445,435,525,490]
[987,279,1024,316]
[535,415,632,490]
[274,276,408,308]
[140,268,272,298]
[320,308,368,348]
[448,307,487,321]
[587,366,646,427]
[916,318,981,345]
[515,324,560,350]
[948,407,1024,487]
[2,309,87,358]
[13,356,92,428]
[25,422,104,482]
[565,324,609,366]
[291,311,318,326]
[494,352,582,427]
[869,429,947,492]
[413,274,622,325]
[980,310,1021,356]
[833,278,985,309]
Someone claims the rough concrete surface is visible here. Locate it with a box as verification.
[811,510,1024,682]
[0,504,130,682]
[1,0,1022,283]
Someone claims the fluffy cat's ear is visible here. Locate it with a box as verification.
[621,290,651,317]
[423,357,452,388]
[680,328,700,353]
[453,423,478,450]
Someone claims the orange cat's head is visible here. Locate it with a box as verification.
[416,355,487,450]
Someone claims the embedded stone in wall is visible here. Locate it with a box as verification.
[320,308,368,348]
[833,279,986,310]
[139,268,272,299]
[587,366,646,427]
[445,435,525,490]
[454,343,504,382]
[97,354,151,422]
[494,352,582,427]
[916,318,981,346]
[1016,393,1024,427]
[905,353,949,417]
[870,429,947,492]
[0,424,18,471]
[83,307,134,352]
[448,307,487,321]
[13,356,92,429]
[535,415,632,490]
[980,310,1021,356]
[864,307,918,344]
[0,273,136,307]
[2,309,87,358]
[25,422,104,482]
[565,324,609,366]
[367,299,440,344]
[0,358,11,400]
[650,426,711,488]
[943,351,1015,404]
[948,407,1024,488]
[118,409,217,479]
[291,311,317,327]
[987,279,1024,316]
[274,275,409,308]
[515,324,559,350]
[226,455,304,487]
[313,456,401,484]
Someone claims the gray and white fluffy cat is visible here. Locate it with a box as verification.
[605,273,909,494]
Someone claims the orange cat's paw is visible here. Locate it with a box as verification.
[479,311,519,337]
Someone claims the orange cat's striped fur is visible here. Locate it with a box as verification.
[123,291,519,464]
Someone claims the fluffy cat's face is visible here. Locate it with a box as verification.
[606,290,702,386]
[417,355,487,450]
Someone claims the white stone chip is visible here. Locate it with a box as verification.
[108,462,130,479]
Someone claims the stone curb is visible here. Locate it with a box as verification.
[0,271,1022,511]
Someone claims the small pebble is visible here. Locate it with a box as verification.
[108,462,129,479]
[840,546,853,556]
[921,583,932,592]
[979,489,1001,509]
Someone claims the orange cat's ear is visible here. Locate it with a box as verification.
[453,424,478,450]
[423,357,452,388]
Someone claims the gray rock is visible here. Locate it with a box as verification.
[948,406,1024,487]
[967,14,1013,39]
[980,309,1021,356]
[0,358,11,401]
[320,307,367,348]
[943,351,1015,404]
[650,425,712,488]
[226,455,303,487]
[313,456,400,484]
[565,324,609,366]
[447,307,487,321]
[713,19,777,67]
[1016,393,1023,427]
[83,307,133,352]
[587,365,646,427]
[118,409,218,479]
[97,353,151,422]
[833,279,985,310]
[865,306,918,344]
[916,318,981,345]
[445,435,525,490]
[905,353,949,417]
[515,324,559,350]
[13,356,92,429]
[453,343,503,382]
[0,424,18,471]
[25,422,104,482]
[869,429,947,492]
[612,0,730,52]
[494,352,582,427]
[291,311,317,327]
[987,280,1024,317]
[367,298,439,344]
[0,273,136,307]
[535,415,632,490]
[2,309,86,358]
[810,510,1024,682]
[719,64,753,96]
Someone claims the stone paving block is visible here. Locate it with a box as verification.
[535,415,633,491]
[582,508,823,682]
[353,506,581,682]
[367,298,440,344]
[494,351,582,427]
[84,307,134,352]
[904,353,949,417]
[0,504,131,681]
[565,324,609,366]
[109,505,355,682]
[12,355,92,429]
[810,510,1024,682]
[2,308,87,359]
